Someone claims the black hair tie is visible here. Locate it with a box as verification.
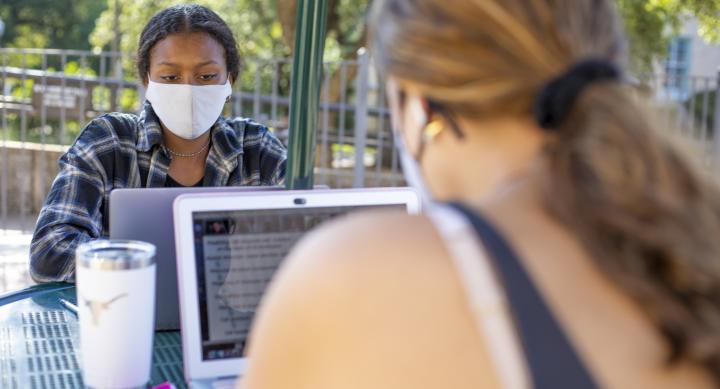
[534,59,621,130]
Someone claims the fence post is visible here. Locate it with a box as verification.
[1,52,7,232]
[714,68,720,173]
[285,0,328,190]
[352,49,370,188]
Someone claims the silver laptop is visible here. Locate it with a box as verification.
[109,186,282,330]
[173,188,420,387]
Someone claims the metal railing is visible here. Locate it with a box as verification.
[1,47,719,236]
[644,72,720,168]
[0,48,403,235]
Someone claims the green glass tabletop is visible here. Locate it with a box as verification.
[0,285,185,388]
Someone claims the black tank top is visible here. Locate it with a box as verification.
[448,202,599,389]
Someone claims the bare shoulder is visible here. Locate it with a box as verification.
[294,209,442,267]
[243,209,494,388]
[263,209,452,306]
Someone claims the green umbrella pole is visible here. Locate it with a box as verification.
[285,0,329,189]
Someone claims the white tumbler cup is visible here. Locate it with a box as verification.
[76,240,156,389]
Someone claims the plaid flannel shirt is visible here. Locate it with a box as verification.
[30,102,287,282]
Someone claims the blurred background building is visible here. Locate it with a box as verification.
[661,18,720,100]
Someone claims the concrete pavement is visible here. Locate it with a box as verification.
[0,229,33,293]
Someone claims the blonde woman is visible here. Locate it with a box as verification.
[242,0,720,388]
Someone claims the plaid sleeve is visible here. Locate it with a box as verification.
[29,120,110,283]
[260,129,287,186]
[236,119,287,186]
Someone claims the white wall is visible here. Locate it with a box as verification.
[682,19,720,79]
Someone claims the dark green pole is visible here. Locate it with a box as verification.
[285,0,328,189]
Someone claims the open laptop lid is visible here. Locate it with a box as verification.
[109,186,283,330]
[173,188,420,382]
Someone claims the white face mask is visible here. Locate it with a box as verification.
[145,78,232,140]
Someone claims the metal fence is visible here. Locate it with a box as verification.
[646,72,720,168]
[0,48,402,234]
[1,47,719,236]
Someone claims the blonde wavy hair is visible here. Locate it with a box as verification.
[369,0,720,380]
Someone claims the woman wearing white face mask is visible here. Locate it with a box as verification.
[29,4,286,283]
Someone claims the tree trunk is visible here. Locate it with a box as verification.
[277,0,339,54]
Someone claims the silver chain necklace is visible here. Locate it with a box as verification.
[165,140,211,158]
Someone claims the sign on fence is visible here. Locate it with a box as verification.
[32,83,89,112]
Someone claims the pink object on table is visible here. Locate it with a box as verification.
[151,382,177,389]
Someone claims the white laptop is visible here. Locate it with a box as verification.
[173,188,420,388]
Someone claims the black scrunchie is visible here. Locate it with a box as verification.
[534,59,621,130]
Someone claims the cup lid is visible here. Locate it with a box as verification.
[76,240,156,271]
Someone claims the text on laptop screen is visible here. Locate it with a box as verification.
[191,204,404,361]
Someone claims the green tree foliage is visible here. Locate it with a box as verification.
[277,0,369,59]
[90,0,287,61]
[2,0,719,80]
[89,0,292,102]
[89,0,369,100]
[88,0,716,78]
[0,0,106,50]
[89,0,368,64]
[617,0,720,74]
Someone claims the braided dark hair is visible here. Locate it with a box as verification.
[137,4,240,84]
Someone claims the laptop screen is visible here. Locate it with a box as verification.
[191,204,404,361]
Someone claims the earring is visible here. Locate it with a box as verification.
[413,119,445,162]
[423,119,445,143]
